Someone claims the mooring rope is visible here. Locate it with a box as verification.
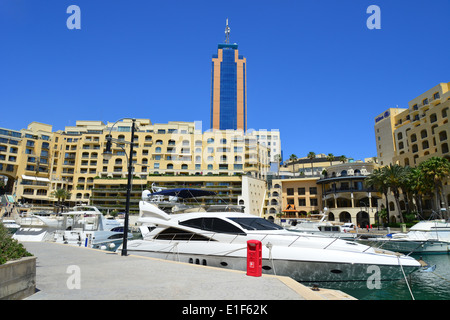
[398,256,415,300]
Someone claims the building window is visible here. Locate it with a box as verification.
[439,131,448,142]
[297,187,305,195]
[309,187,317,195]
[430,113,437,123]
[442,143,449,154]
[310,199,318,206]
[298,198,306,206]
[287,188,294,196]
[420,130,428,139]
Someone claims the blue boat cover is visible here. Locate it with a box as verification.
[150,188,216,198]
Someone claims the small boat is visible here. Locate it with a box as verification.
[363,220,450,254]
[119,188,422,288]
[286,215,358,240]
[51,206,133,251]
[1,219,21,234]
[13,212,64,242]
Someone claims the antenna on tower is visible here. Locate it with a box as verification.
[225,18,230,44]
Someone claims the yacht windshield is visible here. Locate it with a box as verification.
[228,218,284,231]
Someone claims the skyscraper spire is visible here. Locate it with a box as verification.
[225,18,230,44]
[211,19,247,131]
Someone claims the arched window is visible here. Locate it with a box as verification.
[430,113,437,123]
[421,129,428,139]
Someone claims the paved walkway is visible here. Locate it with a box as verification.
[22,242,355,300]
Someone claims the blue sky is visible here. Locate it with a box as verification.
[0,0,449,162]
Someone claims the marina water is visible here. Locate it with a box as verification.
[325,254,450,300]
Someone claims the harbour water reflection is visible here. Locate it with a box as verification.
[335,254,450,300]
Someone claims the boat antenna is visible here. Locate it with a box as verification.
[225,18,230,44]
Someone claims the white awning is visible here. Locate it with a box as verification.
[21,175,50,182]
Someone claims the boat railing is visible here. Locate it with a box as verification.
[146,229,364,251]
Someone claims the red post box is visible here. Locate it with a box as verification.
[247,240,262,277]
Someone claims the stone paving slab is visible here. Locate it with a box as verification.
[22,241,355,300]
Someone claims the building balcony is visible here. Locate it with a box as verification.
[322,187,375,196]
[317,173,370,183]
[430,96,441,106]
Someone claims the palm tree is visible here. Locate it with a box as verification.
[339,155,347,163]
[365,168,390,225]
[307,151,316,176]
[383,164,407,223]
[326,153,335,166]
[288,154,297,174]
[406,167,433,217]
[418,157,450,219]
[51,189,71,213]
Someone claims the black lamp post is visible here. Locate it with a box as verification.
[103,118,136,256]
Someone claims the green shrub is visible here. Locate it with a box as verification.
[0,223,32,265]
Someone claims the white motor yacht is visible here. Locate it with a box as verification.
[52,206,133,250]
[13,211,64,242]
[286,215,358,240]
[119,189,422,288]
[364,220,450,254]
[1,219,21,234]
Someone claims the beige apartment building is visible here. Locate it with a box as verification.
[375,82,450,167]
[266,161,381,228]
[374,82,450,219]
[0,119,270,215]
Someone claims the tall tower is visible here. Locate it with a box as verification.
[210,19,247,131]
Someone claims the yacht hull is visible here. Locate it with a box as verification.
[123,239,420,288]
[363,239,450,254]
